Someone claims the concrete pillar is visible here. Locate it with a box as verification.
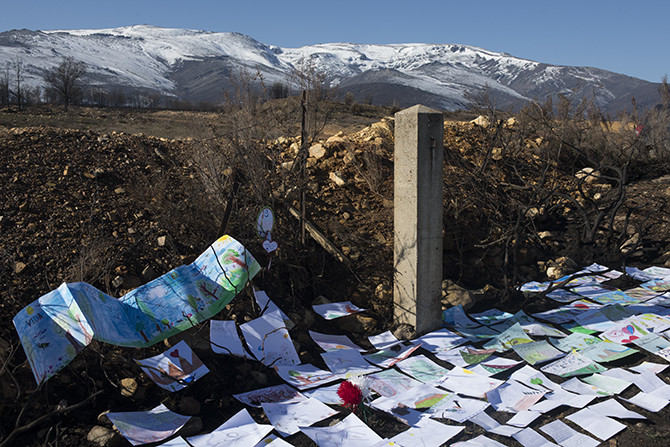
[393,105,444,335]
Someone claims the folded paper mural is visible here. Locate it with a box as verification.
[13,235,259,384]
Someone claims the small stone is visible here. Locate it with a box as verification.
[97,410,113,427]
[157,236,167,247]
[111,276,124,289]
[309,143,327,159]
[114,187,126,194]
[14,261,27,274]
[178,396,201,416]
[392,323,416,341]
[119,378,138,397]
[86,426,121,447]
[329,171,346,186]
[441,280,474,310]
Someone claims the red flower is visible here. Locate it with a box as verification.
[337,380,364,412]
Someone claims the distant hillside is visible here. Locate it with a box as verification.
[0,25,662,112]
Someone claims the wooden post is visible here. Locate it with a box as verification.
[393,105,444,335]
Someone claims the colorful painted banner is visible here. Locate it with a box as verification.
[13,235,259,384]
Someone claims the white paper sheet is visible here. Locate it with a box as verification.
[300,413,382,447]
[135,340,209,392]
[240,310,300,366]
[274,363,341,390]
[486,381,545,413]
[369,331,402,350]
[233,384,304,407]
[539,420,600,447]
[210,320,250,357]
[253,289,294,329]
[512,428,560,447]
[506,411,542,428]
[395,354,451,384]
[468,411,521,437]
[587,399,645,419]
[321,348,380,376]
[389,417,464,447]
[411,328,468,353]
[261,397,338,437]
[437,367,504,398]
[432,396,489,423]
[565,408,626,440]
[301,383,343,405]
[309,330,365,352]
[106,404,191,446]
[624,392,669,412]
[188,422,274,447]
[452,434,508,446]
[367,368,423,398]
[313,301,365,319]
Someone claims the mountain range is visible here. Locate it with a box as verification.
[0,25,661,113]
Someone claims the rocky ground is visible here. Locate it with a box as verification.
[2,106,670,446]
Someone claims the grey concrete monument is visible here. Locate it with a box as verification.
[393,105,444,335]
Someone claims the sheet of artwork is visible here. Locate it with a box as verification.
[435,396,490,423]
[301,383,343,405]
[253,289,294,329]
[599,317,650,344]
[367,368,423,398]
[510,365,562,393]
[312,301,365,319]
[532,307,584,324]
[579,340,639,363]
[309,330,365,352]
[370,395,428,426]
[390,383,455,411]
[546,288,582,303]
[274,364,340,390]
[411,328,468,353]
[512,340,564,365]
[468,308,514,325]
[240,310,300,367]
[641,278,670,292]
[581,373,632,395]
[233,384,304,408]
[549,332,602,352]
[589,290,642,305]
[321,348,380,376]
[622,286,659,302]
[300,413,382,447]
[486,381,546,413]
[467,357,522,377]
[437,367,504,398]
[135,340,209,392]
[468,411,521,437]
[395,354,450,384]
[560,377,612,396]
[540,351,606,377]
[187,408,273,447]
[368,331,401,350]
[442,305,480,328]
[364,343,421,368]
[106,404,191,446]
[210,320,250,358]
[483,323,533,352]
[13,235,259,384]
[261,397,338,437]
[453,325,501,342]
[437,345,495,368]
[389,417,464,447]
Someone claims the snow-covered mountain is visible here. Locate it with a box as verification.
[0,25,660,112]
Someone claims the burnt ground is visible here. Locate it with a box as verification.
[2,106,670,446]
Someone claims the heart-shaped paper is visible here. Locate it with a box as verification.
[169,349,180,358]
[263,240,278,253]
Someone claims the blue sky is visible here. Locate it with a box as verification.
[1,0,667,83]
